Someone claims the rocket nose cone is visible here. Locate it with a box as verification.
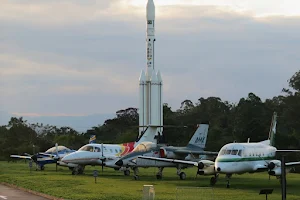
[146,0,155,20]
[139,70,146,82]
[150,70,158,82]
[156,70,162,83]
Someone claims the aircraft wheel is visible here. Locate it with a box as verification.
[179,172,186,180]
[69,167,74,171]
[134,175,139,180]
[156,174,162,180]
[41,166,45,170]
[124,170,130,176]
[210,177,217,186]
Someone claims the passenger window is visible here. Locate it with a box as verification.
[238,150,242,156]
[110,149,112,153]
[115,149,118,153]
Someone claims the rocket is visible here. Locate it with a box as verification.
[139,0,163,139]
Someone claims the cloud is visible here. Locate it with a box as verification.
[1,1,300,117]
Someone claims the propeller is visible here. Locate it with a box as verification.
[55,143,59,172]
[100,143,105,172]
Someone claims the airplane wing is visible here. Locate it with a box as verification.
[276,150,300,153]
[286,161,300,166]
[10,155,32,160]
[138,156,198,166]
[173,149,218,155]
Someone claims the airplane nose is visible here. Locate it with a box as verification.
[115,160,123,166]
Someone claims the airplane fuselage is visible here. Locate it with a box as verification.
[62,143,134,168]
[215,142,277,174]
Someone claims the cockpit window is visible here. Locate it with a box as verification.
[219,148,242,156]
[94,147,101,152]
[231,150,238,155]
[219,149,226,155]
[79,145,94,152]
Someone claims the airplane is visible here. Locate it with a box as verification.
[10,143,76,170]
[114,123,218,180]
[61,126,159,175]
[10,135,97,171]
[138,112,300,188]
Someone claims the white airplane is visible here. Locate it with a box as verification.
[139,112,300,187]
[114,124,218,180]
[61,126,159,175]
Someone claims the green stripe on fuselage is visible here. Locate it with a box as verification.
[216,156,274,162]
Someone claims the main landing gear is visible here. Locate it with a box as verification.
[72,165,85,175]
[177,168,186,180]
[210,174,219,186]
[133,167,139,180]
[156,167,164,180]
[123,169,130,176]
[36,164,45,171]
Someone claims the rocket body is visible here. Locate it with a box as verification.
[139,0,163,138]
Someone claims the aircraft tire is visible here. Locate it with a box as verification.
[156,174,162,180]
[41,166,45,170]
[124,170,130,176]
[134,175,139,180]
[179,172,186,180]
[210,177,217,186]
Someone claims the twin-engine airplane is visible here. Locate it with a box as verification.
[114,124,218,180]
[61,126,159,175]
[10,143,76,170]
[139,112,300,187]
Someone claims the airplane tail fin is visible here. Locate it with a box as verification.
[268,112,277,146]
[260,112,277,146]
[187,124,209,149]
[89,135,96,144]
[134,126,159,147]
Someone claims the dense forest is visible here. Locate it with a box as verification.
[0,70,299,162]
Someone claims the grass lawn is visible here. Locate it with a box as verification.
[0,161,299,200]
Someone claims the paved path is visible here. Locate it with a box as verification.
[0,184,50,200]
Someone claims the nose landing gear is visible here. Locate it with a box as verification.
[226,174,232,188]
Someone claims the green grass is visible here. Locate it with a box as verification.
[1,161,300,200]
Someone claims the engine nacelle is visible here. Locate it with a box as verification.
[268,160,281,170]
[159,147,167,158]
[197,165,215,175]
[268,167,281,176]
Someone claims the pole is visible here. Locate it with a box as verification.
[281,155,286,200]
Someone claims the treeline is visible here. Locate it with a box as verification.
[0,70,299,161]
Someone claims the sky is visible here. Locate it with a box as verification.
[1,0,300,121]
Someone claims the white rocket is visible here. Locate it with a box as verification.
[139,0,163,139]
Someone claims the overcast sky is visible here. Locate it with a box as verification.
[0,0,300,118]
